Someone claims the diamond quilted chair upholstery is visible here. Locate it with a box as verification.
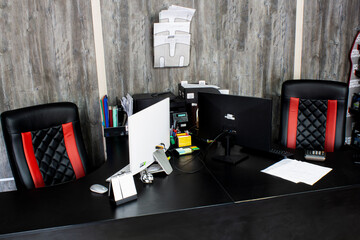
[280,80,348,152]
[1,102,89,190]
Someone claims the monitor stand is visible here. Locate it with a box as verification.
[213,134,248,164]
[153,149,173,175]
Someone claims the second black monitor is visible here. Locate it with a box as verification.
[198,92,273,152]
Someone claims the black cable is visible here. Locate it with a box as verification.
[187,125,198,132]
[195,130,235,202]
[169,149,204,174]
[169,131,228,174]
[200,130,229,160]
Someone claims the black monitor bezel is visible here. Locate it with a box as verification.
[198,92,273,152]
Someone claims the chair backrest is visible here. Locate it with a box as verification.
[280,80,348,152]
[1,102,89,190]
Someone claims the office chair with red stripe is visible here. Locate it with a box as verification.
[280,80,348,152]
[1,102,89,190]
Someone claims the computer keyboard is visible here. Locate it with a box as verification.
[106,164,131,182]
[269,147,294,158]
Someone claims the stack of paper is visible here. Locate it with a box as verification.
[154,5,196,68]
[261,159,332,185]
[120,93,133,117]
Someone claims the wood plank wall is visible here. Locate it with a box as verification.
[101,0,297,151]
[102,0,296,101]
[0,0,104,191]
[0,0,358,192]
[301,0,360,80]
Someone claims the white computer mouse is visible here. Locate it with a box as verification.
[90,184,108,194]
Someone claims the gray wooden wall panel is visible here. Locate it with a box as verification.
[103,0,296,99]
[301,0,360,82]
[101,0,296,137]
[0,0,104,191]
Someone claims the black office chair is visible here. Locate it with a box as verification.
[279,80,348,152]
[1,102,90,190]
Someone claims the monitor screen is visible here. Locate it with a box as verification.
[127,98,170,175]
[198,92,272,152]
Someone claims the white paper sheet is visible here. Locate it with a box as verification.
[261,158,332,185]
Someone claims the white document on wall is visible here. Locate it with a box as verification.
[154,5,195,68]
[154,34,191,67]
[154,22,190,36]
[168,5,196,15]
[159,6,196,23]
[261,158,332,185]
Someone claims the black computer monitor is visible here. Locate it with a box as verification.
[198,92,272,164]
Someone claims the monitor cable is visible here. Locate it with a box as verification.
[168,131,228,174]
[168,149,204,174]
[193,130,235,202]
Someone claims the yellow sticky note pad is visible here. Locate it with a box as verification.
[178,135,192,147]
[176,133,188,137]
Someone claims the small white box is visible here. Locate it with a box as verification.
[119,173,137,199]
[109,173,137,205]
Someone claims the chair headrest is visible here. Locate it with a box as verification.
[282,80,348,100]
[1,102,79,135]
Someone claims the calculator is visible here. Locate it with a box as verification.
[304,150,326,161]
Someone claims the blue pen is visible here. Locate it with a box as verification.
[104,95,109,128]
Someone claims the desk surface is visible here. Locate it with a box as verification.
[0,137,231,236]
[202,143,360,202]
[4,185,360,240]
[1,136,360,239]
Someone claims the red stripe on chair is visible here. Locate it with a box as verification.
[324,100,337,152]
[21,132,45,188]
[62,122,85,179]
[287,97,300,149]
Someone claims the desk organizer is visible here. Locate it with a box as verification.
[104,126,127,137]
[153,5,196,68]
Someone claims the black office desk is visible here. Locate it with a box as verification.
[1,136,360,239]
[202,143,360,202]
[3,185,360,240]
[0,137,231,237]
